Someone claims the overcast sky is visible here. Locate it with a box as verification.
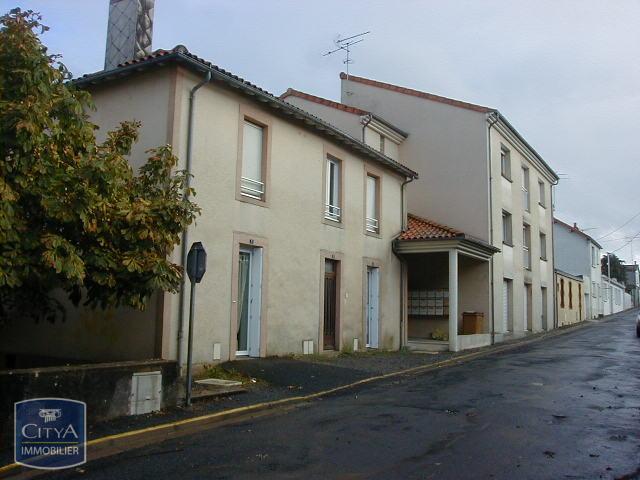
[4,0,640,262]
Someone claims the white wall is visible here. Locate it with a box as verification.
[490,126,555,334]
[341,78,490,241]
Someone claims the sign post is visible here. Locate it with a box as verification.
[185,241,207,406]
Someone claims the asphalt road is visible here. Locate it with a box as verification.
[46,310,640,480]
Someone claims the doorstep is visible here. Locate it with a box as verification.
[406,339,449,352]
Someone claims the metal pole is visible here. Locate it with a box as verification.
[185,281,197,406]
[607,252,611,315]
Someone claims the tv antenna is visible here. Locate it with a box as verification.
[323,31,370,78]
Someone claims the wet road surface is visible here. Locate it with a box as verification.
[46,310,640,479]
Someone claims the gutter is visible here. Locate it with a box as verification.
[176,69,212,373]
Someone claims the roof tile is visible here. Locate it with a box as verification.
[399,214,463,241]
[280,88,369,116]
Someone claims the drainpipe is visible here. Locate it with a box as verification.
[486,112,499,345]
[176,69,212,374]
[393,176,415,348]
[550,177,559,328]
[361,113,373,144]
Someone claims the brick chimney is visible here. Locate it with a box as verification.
[104,0,154,71]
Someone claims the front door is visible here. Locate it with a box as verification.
[366,266,380,348]
[236,247,262,357]
[524,283,532,331]
[323,259,338,350]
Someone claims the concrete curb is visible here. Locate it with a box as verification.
[0,311,632,479]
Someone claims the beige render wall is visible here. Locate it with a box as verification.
[556,273,585,326]
[168,69,405,365]
[341,78,490,242]
[283,96,400,162]
[282,96,363,140]
[0,292,160,366]
[490,126,555,335]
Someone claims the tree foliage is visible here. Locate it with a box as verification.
[0,9,199,324]
[601,253,626,284]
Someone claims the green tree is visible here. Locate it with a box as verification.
[601,253,626,284]
[0,9,199,324]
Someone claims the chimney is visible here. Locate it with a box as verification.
[104,0,155,70]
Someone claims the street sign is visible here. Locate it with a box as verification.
[185,241,207,406]
[186,242,207,283]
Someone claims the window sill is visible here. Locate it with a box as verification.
[538,202,547,209]
[322,217,344,229]
[502,241,513,247]
[540,257,547,261]
[501,174,513,183]
[365,230,382,239]
[237,192,268,208]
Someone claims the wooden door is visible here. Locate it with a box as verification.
[323,259,338,350]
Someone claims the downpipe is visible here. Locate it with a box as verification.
[486,112,499,345]
[176,69,212,375]
[393,176,415,348]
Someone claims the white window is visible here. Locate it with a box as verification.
[500,147,511,180]
[591,246,598,267]
[502,211,513,245]
[379,136,386,154]
[538,180,546,207]
[365,174,379,234]
[540,232,547,260]
[522,166,530,211]
[325,157,341,222]
[240,120,265,200]
[523,224,531,269]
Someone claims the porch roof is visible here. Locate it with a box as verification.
[394,214,499,261]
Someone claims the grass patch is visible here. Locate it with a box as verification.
[197,364,252,384]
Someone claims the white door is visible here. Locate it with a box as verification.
[523,284,530,331]
[237,247,262,357]
[502,280,511,332]
[366,267,380,348]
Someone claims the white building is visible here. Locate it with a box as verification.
[284,73,559,351]
[553,218,603,319]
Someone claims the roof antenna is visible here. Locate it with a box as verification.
[323,31,370,79]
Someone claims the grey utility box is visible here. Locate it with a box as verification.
[129,371,162,415]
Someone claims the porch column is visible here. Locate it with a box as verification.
[448,249,459,352]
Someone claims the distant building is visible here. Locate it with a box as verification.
[553,218,602,319]
[601,275,626,316]
[622,263,639,307]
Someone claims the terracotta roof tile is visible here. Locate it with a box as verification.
[280,88,369,116]
[399,214,463,241]
[340,73,493,113]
